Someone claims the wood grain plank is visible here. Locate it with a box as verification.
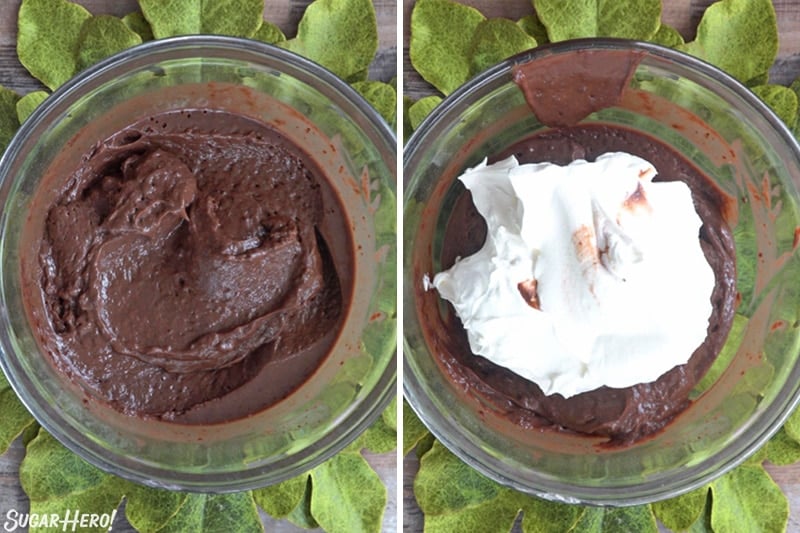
[402,451,423,533]
[0,440,28,523]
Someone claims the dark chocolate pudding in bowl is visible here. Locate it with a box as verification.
[404,39,800,504]
[0,37,396,491]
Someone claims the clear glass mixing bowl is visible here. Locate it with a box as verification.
[0,36,396,492]
[404,39,800,505]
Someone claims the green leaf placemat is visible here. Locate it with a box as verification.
[0,1,397,532]
[406,0,800,531]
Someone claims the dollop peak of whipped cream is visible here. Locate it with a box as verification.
[430,152,715,398]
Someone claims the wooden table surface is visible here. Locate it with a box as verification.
[0,1,397,532]
[3,0,800,531]
[402,1,800,532]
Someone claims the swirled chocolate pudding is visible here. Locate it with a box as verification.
[22,109,353,423]
[419,48,737,444]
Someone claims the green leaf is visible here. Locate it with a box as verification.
[652,485,709,531]
[125,484,192,532]
[280,0,378,81]
[382,395,397,431]
[252,20,286,44]
[21,431,264,532]
[310,451,387,533]
[751,84,799,127]
[790,78,800,136]
[416,433,436,458]
[745,72,770,88]
[540,506,657,533]
[534,0,661,42]
[353,410,397,454]
[21,422,41,447]
[541,506,657,533]
[346,69,371,83]
[253,474,309,519]
[351,80,397,127]
[679,0,778,84]
[784,405,800,442]
[0,366,35,455]
[426,497,521,533]
[0,86,21,155]
[596,506,658,532]
[746,441,769,465]
[17,0,92,90]
[349,395,396,454]
[206,494,264,532]
[468,18,537,76]
[134,492,262,532]
[516,14,549,45]
[16,90,49,124]
[569,507,604,530]
[413,438,657,533]
[415,440,502,514]
[687,500,714,533]
[122,11,154,42]
[416,441,532,533]
[139,0,264,38]
[287,477,320,529]
[410,0,486,95]
[651,23,685,47]
[403,400,431,455]
[403,95,415,144]
[764,427,800,466]
[76,15,142,71]
[408,95,442,131]
[20,432,126,533]
[710,463,789,532]
[519,497,585,533]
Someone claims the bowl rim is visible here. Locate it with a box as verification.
[0,34,397,492]
[403,37,800,506]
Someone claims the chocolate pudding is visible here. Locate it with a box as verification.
[417,46,737,444]
[427,124,736,444]
[21,109,353,423]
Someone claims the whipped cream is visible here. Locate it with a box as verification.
[430,152,715,398]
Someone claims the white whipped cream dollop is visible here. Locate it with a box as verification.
[430,152,715,398]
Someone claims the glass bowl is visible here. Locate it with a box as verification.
[404,39,800,505]
[0,36,396,492]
